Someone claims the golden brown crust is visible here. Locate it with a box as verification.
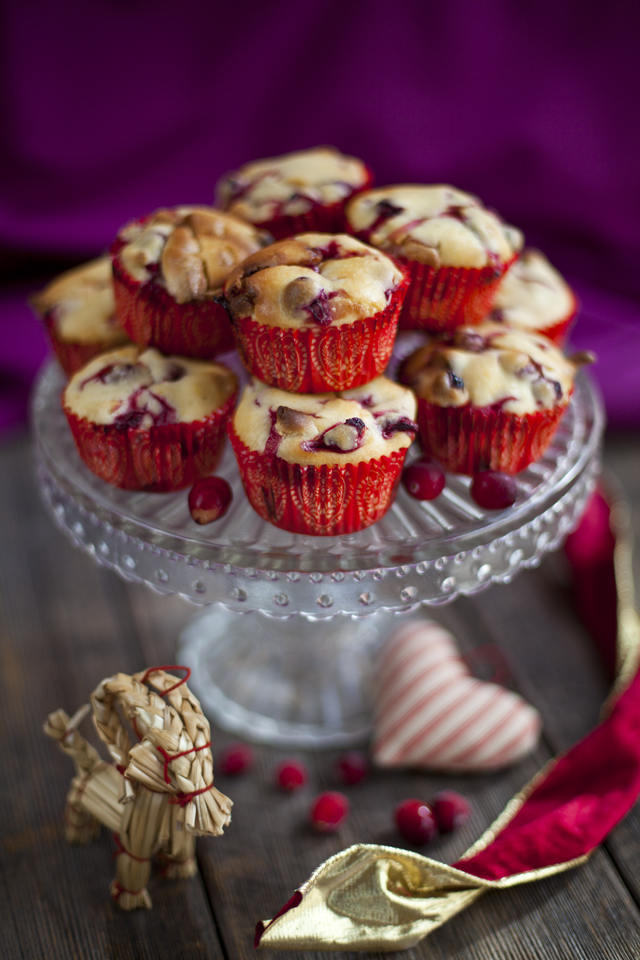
[161,226,208,303]
[31,257,129,347]
[223,233,403,329]
[233,376,417,466]
[402,323,580,416]
[216,147,369,223]
[65,346,237,426]
[346,185,523,269]
[116,206,269,303]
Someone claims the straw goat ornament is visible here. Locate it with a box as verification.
[44,666,232,909]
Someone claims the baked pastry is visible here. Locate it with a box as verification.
[401,323,593,474]
[346,185,523,330]
[216,147,372,240]
[111,206,269,359]
[223,233,406,392]
[490,248,577,344]
[228,376,417,535]
[63,345,237,491]
[31,257,129,376]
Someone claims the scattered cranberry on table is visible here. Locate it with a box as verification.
[394,798,438,845]
[218,742,254,775]
[470,471,517,510]
[402,458,446,501]
[336,751,369,785]
[310,791,350,832]
[432,790,471,833]
[275,759,308,791]
[188,476,233,524]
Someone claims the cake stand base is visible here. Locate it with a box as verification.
[179,607,395,747]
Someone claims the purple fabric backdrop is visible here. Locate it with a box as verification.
[2,0,639,433]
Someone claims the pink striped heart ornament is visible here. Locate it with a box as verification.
[372,620,542,772]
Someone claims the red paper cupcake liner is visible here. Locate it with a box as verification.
[228,422,407,536]
[415,396,571,475]
[111,239,235,359]
[231,281,406,392]
[64,390,236,492]
[396,254,518,332]
[252,168,374,241]
[43,313,122,377]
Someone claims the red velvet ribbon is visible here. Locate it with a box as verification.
[451,486,635,879]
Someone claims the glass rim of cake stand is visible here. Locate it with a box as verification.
[32,357,604,614]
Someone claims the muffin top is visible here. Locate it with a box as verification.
[346,185,523,269]
[224,233,404,329]
[401,323,592,416]
[31,257,128,347]
[216,147,370,223]
[491,249,575,331]
[113,206,269,304]
[234,376,417,466]
[65,345,237,427]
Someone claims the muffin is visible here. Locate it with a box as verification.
[63,345,237,491]
[31,257,129,376]
[223,233,407,392]
[489,248,577,344]
[401,323,593,474]
[216,147,372,240]
[346,185,523,331]
[111,206,269,359]
[228,376,417,535]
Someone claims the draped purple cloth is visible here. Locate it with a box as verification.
[2,1,639,434]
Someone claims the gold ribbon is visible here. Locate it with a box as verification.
[257,482,639,952]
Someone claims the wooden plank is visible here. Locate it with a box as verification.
[598,436,640,907]
[3,424,640,960]
[126,563,640,960]
[0,437,225,960]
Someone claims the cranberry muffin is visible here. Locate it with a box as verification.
[228,376,417,535]
[490,248,577,344]
[223,233,406,392]
[111,206,269,359]
[31,257,129,376]
[401,323,593,474]
[63,345,237,491]
[216,147,372,240]
[346,185,523,330]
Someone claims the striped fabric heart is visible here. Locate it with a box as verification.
[372,620,541,772]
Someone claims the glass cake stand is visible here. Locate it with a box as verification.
[32,341,604,747]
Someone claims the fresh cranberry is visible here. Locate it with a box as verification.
[275,759,308,791]
[402,458,446,501]
[189,476,233,524]
[336,751,369,785]
[470,471,517,510]
[432,791,471,833]
[394,799,438,845]
[310,791,350,832]
[218,742,254,775]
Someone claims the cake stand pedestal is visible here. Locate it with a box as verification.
[32,350,604,747]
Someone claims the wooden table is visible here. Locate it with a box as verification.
[2,430,640,960]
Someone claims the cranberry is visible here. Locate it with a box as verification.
[432,791,471,833]
[376,199,403,220]
[189,476,232,524]
[470,471,517,510]
[336,751,369,785]
[402,458,446,501]
[394,799,438,845]
[275,759,308,791]
[309,791,350,832]
[218,742,254,775]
